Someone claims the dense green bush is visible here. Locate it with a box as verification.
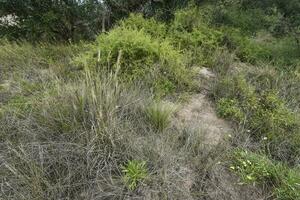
[0,0,105,41]
[221,27,300,67]
[118,9,224,67]
[213,5,281,34]
[119,14,167,39]
[75,27,191,95]
[217,98,245,123]
[169,7,223,66]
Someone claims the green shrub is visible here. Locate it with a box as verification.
[231,150,300,200]
[119,13,167,39]
[221,28,273,64]
[221,28,300,67]
[214,76,298,136]
[171,5,214,32]
[145,101,175,132]
[214,75,299,163]
[170,27,223,66]
[75,27,190,95]
[121,160,148,190]
[249,91,298,135]
[231,150,280,184]
[217,98,245,122]
[169,7,223,66]
[213,6,280,34]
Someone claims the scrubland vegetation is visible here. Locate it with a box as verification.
[0,0,299,199]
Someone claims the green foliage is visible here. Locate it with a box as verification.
[217,98,245,122]
[169,6,223,66]
[0,39,83,76]
[240,0,300,29]
[249,91,297,135]
[231,150,300,200]
[145,101,175,132]
[119,13,167,39]
[76,27,190,95]
[275,169,300,200]
[121,160,148,190]
[221,27,300,67]
[214,75,299,163]
[143,0,191,21]
[231,150,280,184]
[0,0,105,41]
[214,4,281,34]
[171,5,214,32]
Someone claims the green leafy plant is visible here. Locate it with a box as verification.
[119,13,167,39]
[213,74,299,163]
[275,169,300,200]
[217,98,245,122]
[75,27,190,95]
[121,160,148,191]
[231,150,279,184]
[231,150,300,200]
[169,6,223,66]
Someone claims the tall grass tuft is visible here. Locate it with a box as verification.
[145,101,175,132]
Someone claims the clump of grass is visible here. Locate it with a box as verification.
[0,68,142,198]
[145,101,175,132]
[275,168,300,200]
[121,160,148,191]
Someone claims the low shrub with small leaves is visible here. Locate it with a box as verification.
[119,13,167,39]
[75,27,191,95]
[169,7,223,66]
[231,150,300,200]
[221,28,300,67]
[217,98,245,123]
[231,150,280,184]
[214,75,299,163]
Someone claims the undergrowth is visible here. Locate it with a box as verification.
[231,150,300,200]
[1,2,300,200]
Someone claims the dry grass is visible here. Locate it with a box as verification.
[0,41,250,200]
[2,30,298,199]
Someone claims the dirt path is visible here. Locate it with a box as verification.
[174,67,265,200]
[175,67,231,146]
[175,93,231,146]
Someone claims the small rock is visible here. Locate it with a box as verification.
[199,67,216,79]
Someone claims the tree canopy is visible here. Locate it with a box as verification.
[0,0,299,42]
